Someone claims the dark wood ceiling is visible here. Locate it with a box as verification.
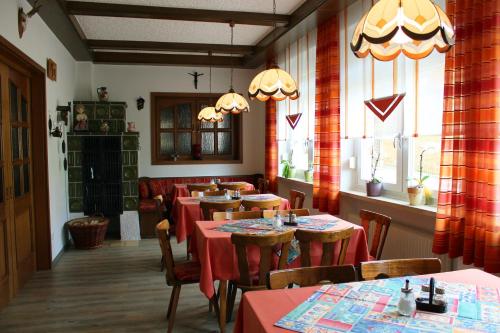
[31,0,355,68]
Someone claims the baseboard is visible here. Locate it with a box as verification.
[51,243,70,268]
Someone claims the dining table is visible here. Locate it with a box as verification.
[233,269,500,333]
[172,193,289,244]
[192,214,370,333]
[171,181,255,205]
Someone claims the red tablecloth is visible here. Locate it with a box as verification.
[171,182,255,204]
[234,269,500,333]
[172,194,288,244]
[194,215,369,299]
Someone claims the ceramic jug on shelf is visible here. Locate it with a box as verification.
[127,122,137,132]
[97,87,109,102]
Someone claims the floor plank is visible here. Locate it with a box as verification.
[0,239,237,333]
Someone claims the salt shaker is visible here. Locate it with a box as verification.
[273,214,283,230]
[398,279,416,316]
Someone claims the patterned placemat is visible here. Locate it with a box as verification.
[275,277,500,333]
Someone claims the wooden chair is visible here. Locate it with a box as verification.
[360,258,442,280]
[359,209,391,260]
[241,198,281,211]
[289,190,306,209]
[213,210,262,221]
[262,208,310,218]
[156,220,206,333]
[228,230,295,319]
[199,200,242,221]
[295,228,354,267]
[187,183,217,193]
[240,189,260,195]
[266,265,357,290]
[257,178,270,194]
[203,190,226,196]
[218,183,248,191]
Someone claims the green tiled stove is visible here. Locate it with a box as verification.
[67,101,139,216]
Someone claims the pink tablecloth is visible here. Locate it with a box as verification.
[171,182,255,204]
[234,269,500,333]
[194,215,369,299]
[172,194,288,244]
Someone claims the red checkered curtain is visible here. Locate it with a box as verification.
[265,98,278,193]
[312,15,341,214]
[432,0,500,273]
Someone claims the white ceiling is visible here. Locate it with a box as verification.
[77,16,273,45]
[67,0,305,14]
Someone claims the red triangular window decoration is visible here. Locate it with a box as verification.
[285,113,302,129]
[364,93,406,122]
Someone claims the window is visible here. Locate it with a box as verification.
[151,93,241,164]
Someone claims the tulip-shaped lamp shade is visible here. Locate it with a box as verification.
[215,89,250,114]
[198,106,223,123]
[248,67,299,102]
[351,0,455,61]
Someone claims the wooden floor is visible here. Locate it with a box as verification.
[0,239,236,333]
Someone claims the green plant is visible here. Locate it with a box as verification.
[281,159,292,178]
[410,148,432,188]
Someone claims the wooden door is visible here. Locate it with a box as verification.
[8,66,35,289]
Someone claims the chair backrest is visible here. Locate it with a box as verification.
[203,190,226,196]
[266,265,356,290]
[242,198,282,211]
[187,183,218,193]
[262,208,310,219]
[359,209,391,260]
[257,178,269,194]
[156,220,176,284]
[231,230,294,289]
[213,210,264,221]
[295,228,354,267]
[289,190,306,209]
[200,200,242,220]
[360,258,442,280]
[240,189,260,195]
[219,183,248,191]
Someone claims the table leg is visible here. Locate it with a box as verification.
[218,279,227,333]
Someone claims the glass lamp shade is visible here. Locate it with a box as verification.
[248,67,299,102]
[215,90,250,114]
[351,0,455,61]
[197,106,223,123]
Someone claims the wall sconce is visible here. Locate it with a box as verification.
[137,97,145,110]
[48,116,63,138]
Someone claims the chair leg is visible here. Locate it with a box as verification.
[160,256,165,272]
[167,285,181,333]
[227,281,237,322]
[186,236,191,260]
[166,285,178,319]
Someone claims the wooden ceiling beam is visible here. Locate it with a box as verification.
[65,1,290,26]
[87,39,255,55]
[92,52,248,68]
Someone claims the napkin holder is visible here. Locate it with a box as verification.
[415,277,447,313]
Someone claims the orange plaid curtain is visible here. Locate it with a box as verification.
[312,15,341,214]
[432,0,500,273]
[264,59,278,193]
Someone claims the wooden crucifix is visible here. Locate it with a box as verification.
[188,71,204,89]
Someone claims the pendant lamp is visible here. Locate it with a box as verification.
[197,52,224,122]
[248,0,299,102]
[215,23,250,114]
[351,0,455,61]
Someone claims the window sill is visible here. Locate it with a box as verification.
[277,176,313,187]
[340,190,437,218]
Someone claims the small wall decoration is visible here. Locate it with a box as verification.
[74,104,88,131]
[136,97,145,110]
[188,71,204,89]
[285,113,302,129]
[18,0,42,38]
[364,93,406,122]
[47,58,57,81]
[97,87,109,102]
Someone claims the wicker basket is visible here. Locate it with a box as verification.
[67,216,109,249]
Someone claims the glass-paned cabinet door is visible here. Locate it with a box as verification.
[176,132,191,155]
[176,103,192,129]
[160,106,174,129]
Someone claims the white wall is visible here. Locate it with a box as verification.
[83,64,266,177]
[0,0,77,260]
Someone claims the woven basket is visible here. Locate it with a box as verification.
[67,217,109,249]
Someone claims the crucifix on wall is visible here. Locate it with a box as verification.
[188,71,204,89]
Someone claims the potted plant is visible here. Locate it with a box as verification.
[408,148,431,205]
[281,150,296,178]
[304,163,314,183]
[304,140,313,182]
[366,148,382,197]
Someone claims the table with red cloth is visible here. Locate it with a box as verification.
[171,182,255,204]
[234,269,500,333]
[172,193,288,244]
[193,214,369,332]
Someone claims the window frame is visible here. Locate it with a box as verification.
[150,93,242,165]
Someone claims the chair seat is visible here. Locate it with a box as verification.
[174,261,201,282]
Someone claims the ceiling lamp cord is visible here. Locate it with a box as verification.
[230,22,234,90]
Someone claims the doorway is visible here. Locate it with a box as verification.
[0,35,51,309]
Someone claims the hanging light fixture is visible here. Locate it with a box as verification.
[351,0,455,61]
[248,0,299,102]
[198,51,224,122]
[215,22,250,114]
